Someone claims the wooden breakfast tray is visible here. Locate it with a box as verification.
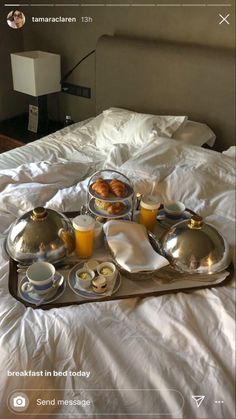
[8,212,233,310]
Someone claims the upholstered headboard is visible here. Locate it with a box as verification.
[95,35,234,151]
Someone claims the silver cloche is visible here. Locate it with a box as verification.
[6,207,75,265]
[160,215,231,274]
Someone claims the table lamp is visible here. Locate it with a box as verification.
[10,51,61,133]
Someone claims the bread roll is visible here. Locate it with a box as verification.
[109,179,126,197]
[91,179,110,198]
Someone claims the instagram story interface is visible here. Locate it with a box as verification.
[0,0,235,418]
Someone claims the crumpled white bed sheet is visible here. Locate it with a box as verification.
[0,121,235,419]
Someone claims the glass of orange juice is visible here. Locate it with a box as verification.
[72,215,95,258]
[139,195,161,232]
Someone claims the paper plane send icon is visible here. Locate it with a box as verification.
[192,395,205,408]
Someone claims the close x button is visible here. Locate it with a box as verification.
[219,14,230,25]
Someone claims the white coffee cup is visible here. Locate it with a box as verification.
[21,261,56,295]
[164,201,185,220]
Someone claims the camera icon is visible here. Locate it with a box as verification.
[9,392,29,412]
[13,395,26,407]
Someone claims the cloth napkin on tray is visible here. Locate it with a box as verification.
[103,220,169,273]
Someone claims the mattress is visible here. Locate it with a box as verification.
[0,117,235,419]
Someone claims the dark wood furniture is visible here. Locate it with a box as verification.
[0,134,25,154]
[0,114,63,153]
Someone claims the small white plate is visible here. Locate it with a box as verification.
[18,272,65,305]
[68,262,121,299]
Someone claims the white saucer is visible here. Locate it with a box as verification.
[68,262,121,299]
[18,272,66,305]
[157,209,191,226]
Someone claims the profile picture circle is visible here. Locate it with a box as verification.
[7,10,25,29]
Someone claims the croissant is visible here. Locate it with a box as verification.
[107,202,125,214]
[109,179,126,197]
[91,179,110,198]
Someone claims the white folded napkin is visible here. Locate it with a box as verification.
[103,220,169,273]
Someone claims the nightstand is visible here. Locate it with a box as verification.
[0,114,63,153]
[0,134,25,154]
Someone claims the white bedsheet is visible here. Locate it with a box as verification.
[0,122,235,419]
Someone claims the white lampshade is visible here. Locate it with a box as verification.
[10,51,61,96]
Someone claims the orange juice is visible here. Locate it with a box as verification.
[139,195,160,232]
[73,215,95,258]
[74,229,94,258]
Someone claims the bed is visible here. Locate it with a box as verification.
[0,36,235,419]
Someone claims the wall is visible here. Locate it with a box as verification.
[0,9,28,121]
[1,3,235,122]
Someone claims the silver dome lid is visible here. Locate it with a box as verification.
[161,215,231,274]
[6,207,75,264]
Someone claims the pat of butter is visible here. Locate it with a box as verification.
[79,272,91,280]
[100,267,113,276]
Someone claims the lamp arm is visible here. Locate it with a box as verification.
[61,49,95,83]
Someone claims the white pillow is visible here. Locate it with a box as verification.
[222,146,236,159]
[78,113,104,138]
[172,120,216,147]
[95,107,187,149]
